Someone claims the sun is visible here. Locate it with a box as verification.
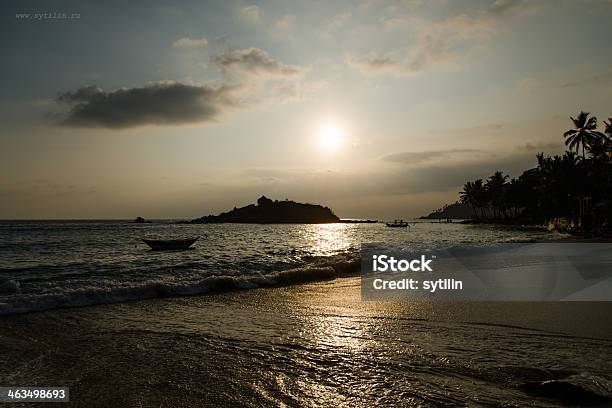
[317,123,345,152]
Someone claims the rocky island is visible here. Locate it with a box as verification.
[190,196,340,224]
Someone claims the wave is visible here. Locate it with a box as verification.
[0,256,361,316]
[519,378,612,406]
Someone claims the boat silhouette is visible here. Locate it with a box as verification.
[143,237,199,251]
[386,219,409,228]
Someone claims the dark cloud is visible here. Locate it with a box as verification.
[57,85,104,103]
[376,146,558,194]
[213,48,302,77]
[56,82,242,128]
[55,47,304,128]
[381,152,538,195]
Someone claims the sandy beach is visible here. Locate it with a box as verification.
[2,276,612,407]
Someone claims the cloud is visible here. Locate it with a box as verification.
[319,12,352,39]
[378,150,539,194]
[382,15,415,30]
[350,0,541,74]
[374,144,560,196]
[517,140,562,152]
[383,140,560,167]
[56,82,243,128]
[239,4,261,21]
[561,70,612,88]
[56,85,104,103]
[358,0,383,10]
[346,55,403,73]
[213,48,302,77]
[274,14,296,33]
[381,149,484,165]
[486,0,540,17]
[172,36,208,48]
[381,151,538,194]
[55,47,305,128]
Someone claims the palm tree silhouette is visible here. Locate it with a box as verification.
[485,171,508,218]
[459,181,473,203]
[563,111,605,158]
[605,118,612,137]
[447,110,611,233]
[604,118,612,156]
[460,181,477,218]
[472,179,487,219]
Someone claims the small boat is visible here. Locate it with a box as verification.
[143,237,199,251]
[386,219,409,228]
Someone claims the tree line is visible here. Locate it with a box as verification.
[459,111,612,234]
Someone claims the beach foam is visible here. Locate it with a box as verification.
[0,258,359,316]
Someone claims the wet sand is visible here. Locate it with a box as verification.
[1,277,612,407]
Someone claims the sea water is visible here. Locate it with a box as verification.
[0,220,563,315]
[2,221,612,406]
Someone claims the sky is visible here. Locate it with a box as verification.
[1,0,612,219]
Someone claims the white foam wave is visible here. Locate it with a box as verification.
[0,257,361,316]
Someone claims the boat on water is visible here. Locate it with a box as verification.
[386,219,409,228]
[143,237,199,251]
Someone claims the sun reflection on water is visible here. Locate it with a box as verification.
[299,223,358,256]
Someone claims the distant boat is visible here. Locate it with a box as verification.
[386,219,409,228]
[340,219,378,224]
[143,237,199,251]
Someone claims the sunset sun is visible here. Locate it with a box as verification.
[317,122,345,152]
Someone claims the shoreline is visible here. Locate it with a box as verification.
[4,275,612,337]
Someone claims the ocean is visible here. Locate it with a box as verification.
[0,220,563,315]
[2,221,612,407]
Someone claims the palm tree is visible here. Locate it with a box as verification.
[471,179,488,219]
[604,117,612,136]
[485,171,508,218]
[588,137,612,160]
[603,118,612,157]
[582,117,612,160]
[563,111,605,158]
[460,181,477,218]
[459,181,473,204]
